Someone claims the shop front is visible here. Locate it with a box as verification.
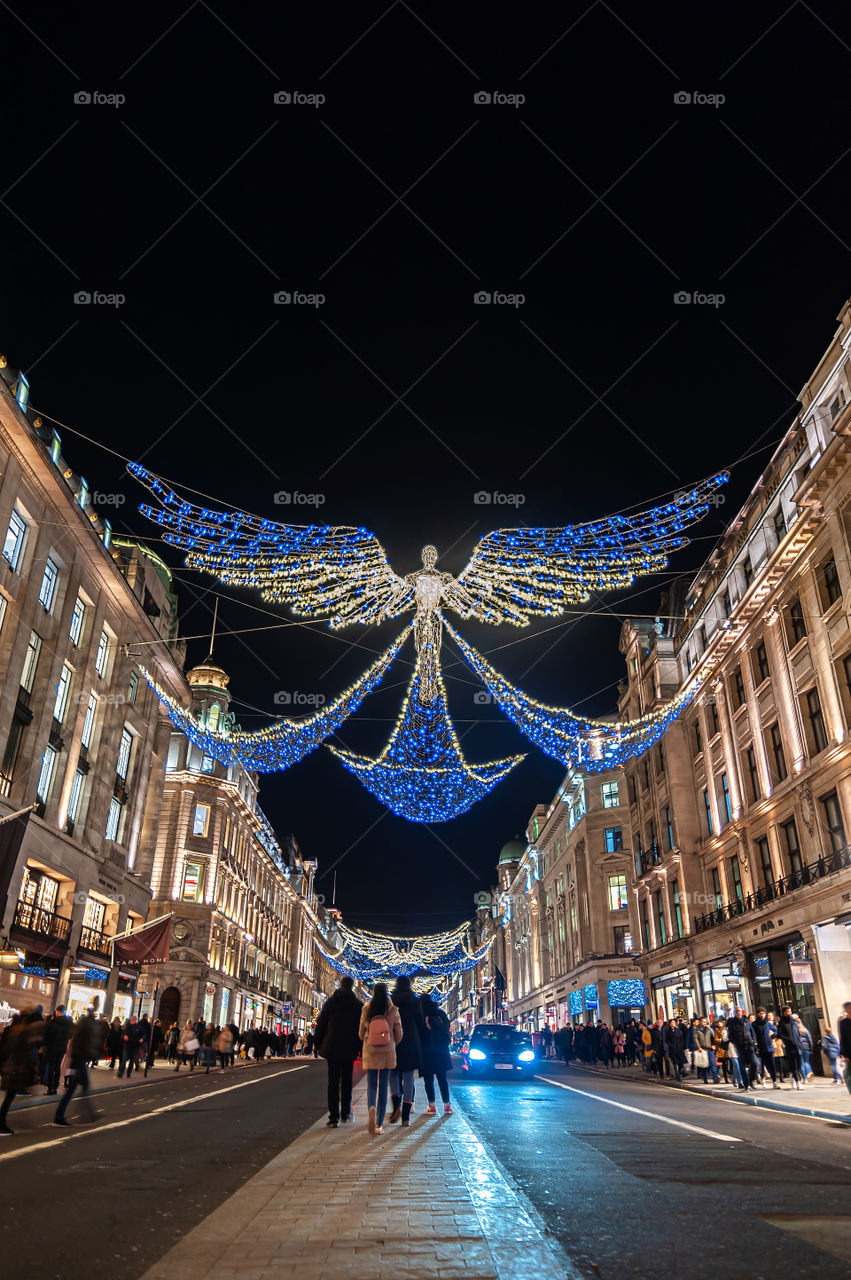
[745,937,820,1067]
[651,969,696,1022]
[0,963,58,1014]
[699,959,747,1020]
[67,965,110,1019]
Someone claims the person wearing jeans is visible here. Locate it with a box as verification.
[54,1012,98,1127]
[420,993,453,1115]
[389,977,425,1126]
[314,976,363,1127]
[358,982,403,1135]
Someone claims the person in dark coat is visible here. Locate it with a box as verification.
[118,1016,142,1078]
[145,1019,164,1075]
[0,1013,38,1135]
[389,976,425,1126]
[106,1017,123,1069]
[662,1020,686,1080]
[315,977,363,1127]
[726,1008,760,1091]
[839,1001,851,1063]
[54,1011,99,1126]
[557,1025,573,1064]
[419,993,453,1115]
[776,1008,805,1089]
[753,1009,779,1088]
[42,1005,72,1094]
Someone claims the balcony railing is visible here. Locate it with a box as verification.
[79,925,112,957]
[13,899,72,942]
[694,844,851,933]
[635,843,661,876]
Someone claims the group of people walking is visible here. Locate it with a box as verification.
[315,975,453,1134]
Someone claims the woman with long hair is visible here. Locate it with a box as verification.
[420,993,453,1115]
[388,977,425,1127]
[358,982,402,1135]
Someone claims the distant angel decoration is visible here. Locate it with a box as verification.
[129,463,727,821]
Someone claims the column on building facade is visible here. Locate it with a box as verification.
[712,677,745,820]
[798,558,846,745]
[737,636,774,800]
[764,607,806,772]
[697,698,723,836]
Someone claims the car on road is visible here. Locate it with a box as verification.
[461,1023,537,1077]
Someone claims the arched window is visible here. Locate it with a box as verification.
[208,703,220,731]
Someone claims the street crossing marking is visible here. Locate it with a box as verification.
[0,1065,309,1163]
[534,1075,742,1143]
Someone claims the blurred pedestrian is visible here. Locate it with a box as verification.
[794,1015,814,1079]
[777,1007,805,1089]
[0,1011,38,1135]
[315,976,363,1127]
[145,1018,164,1075]
[420,992,453,1115]
[389,976,424,1127]
[821,1026,842,1083]
[358,982,402,1135]
[53,1010,99,1127]
[42,1005,72,1095]
[175,1020,198,1071]
[117,1015,142,1078]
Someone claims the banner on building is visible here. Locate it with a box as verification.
[0,805,34,916]
[112,914,172,965]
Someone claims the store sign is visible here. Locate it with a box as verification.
[282,1002,293,1017]
[675,988,694,999]
[205,984,216,995]
[789,960,814,985]
[725,977,741,991]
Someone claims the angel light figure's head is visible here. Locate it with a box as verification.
[420,545,438,570]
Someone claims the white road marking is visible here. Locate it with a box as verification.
[0,1065,308,1163]
[534,1075,742,1143]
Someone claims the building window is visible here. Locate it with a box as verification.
[693,721,702,756]
[657,741,665,772]
[806,687,828,754]
[20,631,42,698]
[821,791,846,855]
[787,597,807,646]
[128,670,139,705]
[116,727,133,781]
[730,854,744,906]
[613,925,633,955]
[201,755,214,773]
[769,723,787,782]
[81,693,97,750]
[608,874,629,911]
[193,803,211,837]
[182,861,202,901]
[655,891,667,946]
[670,880,683,939]
[823,557,842,607]
[746,747,760,802]
[664,805,674,851]
[641,897,651,950]
[36,745,58,806]
[720,773,732,825]
[53,663,73,724]
[773,507,786,542]
[742,558,754,588]
[708,700,720,738]
[604,826,623,853]
[601,781,619,809]
[733,667,745,708]
[756,836,774,894]
[105,797,122,842]
[38,557,59,612]
[754,641,770,684]
[703,789,713,837]
[781,818,802,875]
[94,629,109,677]
[2,511,27,572]
[722,588,732,617]
[69,597,85,647]
[67,769,85,823]
[711,866,723,911]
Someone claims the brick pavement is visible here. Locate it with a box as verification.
[139,1080,577,1280]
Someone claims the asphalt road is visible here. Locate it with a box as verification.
[452,1060,851,1280]
[0,1057,334,1280]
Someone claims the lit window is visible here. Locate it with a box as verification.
[193,804,211,837]
[183,862,201,900]
[201,755,214,773]
[116,727,133,780]
[821,791,846,854]
[807,688,828,754]
[53,664,73,724]
[105,797,121,842]
[703,789,713,837]
[0,596,6,635]
[601,782,619,809]
[823,558,841,607]
[36,745,58,804]
[2,511,27,572]
[208,703,220,731]
[128,670,139,704]
[20,632,42,695]
[67,769,85,822]
[69,597,85,646]
[38,557,59,612]
[608,874,629,911]
[720,773,732,825]
[94,629,109,677]
[604,826,623,853]
[81,693,97,749]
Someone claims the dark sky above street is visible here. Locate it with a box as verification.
[4,3,851,932]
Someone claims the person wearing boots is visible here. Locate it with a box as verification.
[388,976,424,1128]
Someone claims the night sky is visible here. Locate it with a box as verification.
[4,3,851,932]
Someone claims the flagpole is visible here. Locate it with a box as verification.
[0,803,37,826]
[110,910,174,944]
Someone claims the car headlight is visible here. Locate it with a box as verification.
[469,1048,487,1061]
[518,1049,535,1062]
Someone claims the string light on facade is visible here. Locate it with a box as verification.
[318,921,493,981]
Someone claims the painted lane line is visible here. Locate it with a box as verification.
[0,1065,308,1163]
[534,1075,742,1143]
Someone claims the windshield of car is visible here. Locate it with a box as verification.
[471,1025,528,1050]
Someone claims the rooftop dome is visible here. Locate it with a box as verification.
[498,837,526,865]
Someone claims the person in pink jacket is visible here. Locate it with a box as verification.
[358,982,403,1134]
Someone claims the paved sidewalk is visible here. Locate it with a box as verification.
[139,1081,576,1280]
[565,1060,851,1124]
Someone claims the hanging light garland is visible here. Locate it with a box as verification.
[328,652,524,822]
[446,620,698,771]
[318,921,493,981]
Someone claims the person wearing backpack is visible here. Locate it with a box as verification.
[358,982,402,1135]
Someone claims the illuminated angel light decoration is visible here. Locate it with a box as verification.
[445,620,699,771]
[129,462,727,819]
[318,920,492,981]
[328,650,524,823]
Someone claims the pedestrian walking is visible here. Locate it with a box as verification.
[145,1018,164,1075]
[165,1021,179,1065]
[663,1019,685,1081]
[821,1026,843,1083]
[613,1026,625,1065]
[753,1009,780,1088]
[0,1011,39,1135]
[839,1001,851,1096]
[726,1008,760,1091]
[420,992,453,1115]
[358,982,402,1135]
[215,1024,234,1071]
[117,1015,142,1078]
[794,1016,815,1079]
[41,1005,72,1095]
[175,1020,199,1071]
[106,1017,123,1070]
[315,976,363,1127]
[388,976,424,1127]
[776,1007,805,1089]
[54,1010,99,1127]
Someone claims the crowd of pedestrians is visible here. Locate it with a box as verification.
[546,1000,851,1096]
